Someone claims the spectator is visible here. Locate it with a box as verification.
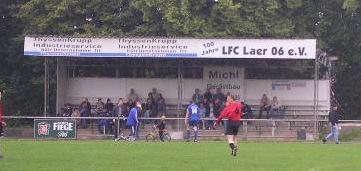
[146,93,157,117]
[79,98,91,129]
[202,98,208,106]
[102,98,114,134]
[157,98,166,117]
[158,93,165,102]
[104,98,114,114]
[95,98,105,116]
[199,103,206,129]
[127,89,139,106]
[205,100,216,130]
[72,109,81,127]
[270,96,280,118]
[214,88,226,103]
[63,103,73,117]
[112,98,127,139]
[258,94,270,119]
[98,115,110,134]
[213,98,224,119]
[322,105,341,144]
[144,98,153,119]
[192,88,203,106]
[151,88,161,102]
[147,92,155,104]
[226,92,231,97]
[203,88,213,101]
[242,102,254,119]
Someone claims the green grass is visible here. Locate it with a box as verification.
[1,140,361,171]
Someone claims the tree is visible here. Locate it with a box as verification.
[0,0,45,117]
[317,0,361,119]
[0,0,360,118]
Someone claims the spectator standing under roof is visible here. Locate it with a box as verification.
[157,97,167,117]
[192,88,203,106]
[127,89,140,107]
[151,88,161,103]
[95,98,105,116]
[146,93,157,118]
[144,98,153,119]
[258,94,270,119]
[63,103,73,117]
[205,100,216,130]
[79,98,91,129]
[105,98,114,114]
[104,98,114,133]
[199,102,206,129]
[213,98,223,119]
[270,96,280,119]
[203,88,213,102]
[214,88,226,103]
[112,98,127,140]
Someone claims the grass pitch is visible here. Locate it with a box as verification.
[0,140,360,171]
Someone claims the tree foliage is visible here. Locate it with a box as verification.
[0,0,361,118]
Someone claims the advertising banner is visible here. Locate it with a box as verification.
[24,36,316,59]
[203,66,244,100]
[34,119,76,139]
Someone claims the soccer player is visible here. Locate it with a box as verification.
[185,98,200,142]
[214,95,244,157]
[126,100,141,140]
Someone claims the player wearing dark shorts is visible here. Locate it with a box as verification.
[214,95,244,157]
[185,98,200,142]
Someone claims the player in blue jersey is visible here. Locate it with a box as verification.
[126,100,142,140]
[185,97,201,142]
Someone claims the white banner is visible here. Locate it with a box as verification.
[24,36,316,59]
[203,66,244,100]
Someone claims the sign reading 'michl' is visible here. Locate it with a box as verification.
[34,119,77,139]
[24,36,316,59]
[203,66,244,100]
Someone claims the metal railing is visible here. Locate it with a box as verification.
[4,116,361,140]
[2,116,360,141]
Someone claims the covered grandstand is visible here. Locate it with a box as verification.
[20,36,333,140]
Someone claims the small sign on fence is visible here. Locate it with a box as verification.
[34,119,77,139]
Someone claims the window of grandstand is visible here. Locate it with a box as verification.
[68,66,116,78]
[68,66,179,78]
[182,67,203,79]
[65,58,324,79]
[245,67,314,79]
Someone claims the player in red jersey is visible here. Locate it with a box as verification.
[214,95,244,157]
